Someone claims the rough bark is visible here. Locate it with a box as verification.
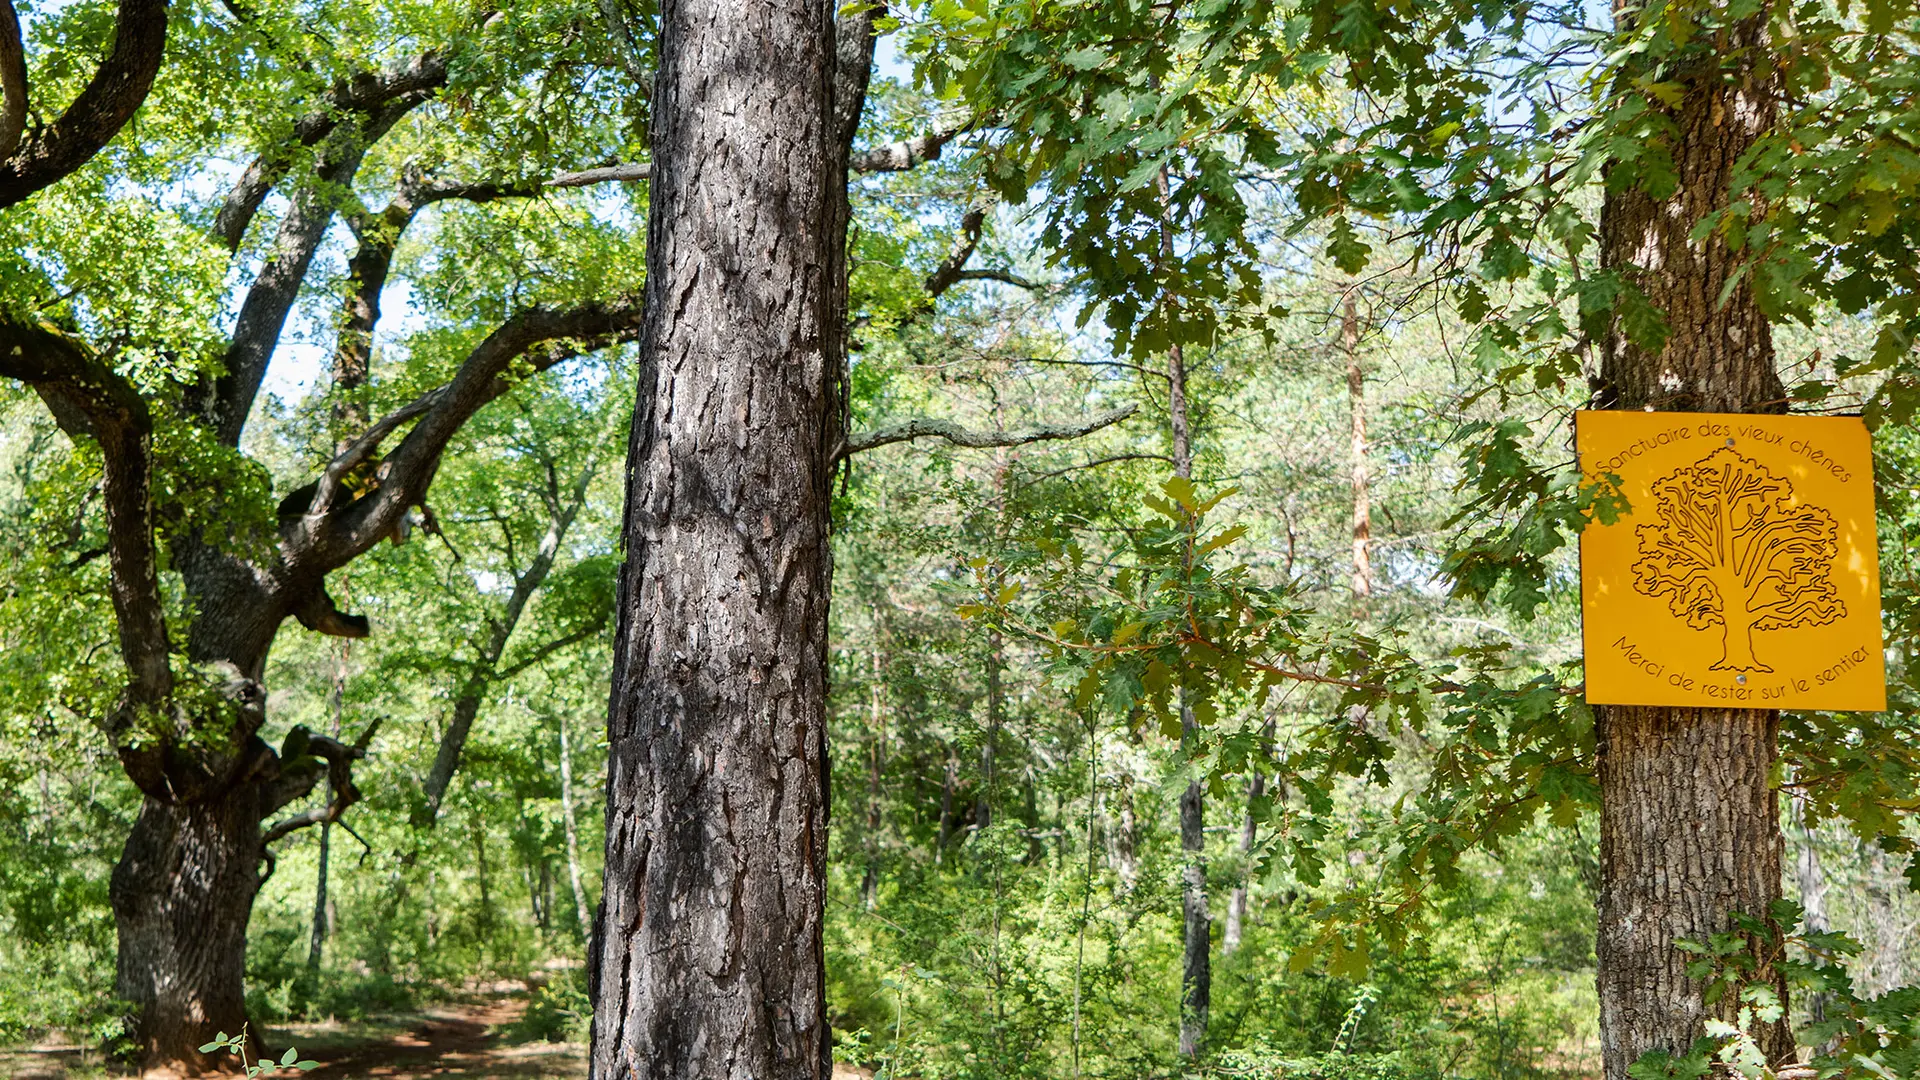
[110,788,266,1072]
[0,0,25,163]
[589,0,849,1074]
[1593,6,1791,1074]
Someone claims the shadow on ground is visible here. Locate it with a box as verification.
[0,996,585,1080]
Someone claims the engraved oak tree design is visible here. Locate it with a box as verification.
[1631,447,1846,672]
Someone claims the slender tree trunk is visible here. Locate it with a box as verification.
[979,627,1002,830]
[590,0,851,1072]
[936,749,958,865]
[1344,290,1371,604]
[1109,771,1139,889]
[473,814,493,939]
[558,713,593,941]
[1859,843,1911,996]
[979,454,1010,833]
[111,792,266,1070]
[862,624,886,909]
[1155,153,1210,1060]
[309,639,349,977]
[1168,336,1209,1060]
[1221,768,1259,957]
[1593,7,1790,1073]
[1223,716,1273,958]
[1789,799,1830,1028]
[308,824,330,975]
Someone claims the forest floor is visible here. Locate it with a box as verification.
[0,995,586,1080]
[269,997,584,1080]
[2,995,877,1079]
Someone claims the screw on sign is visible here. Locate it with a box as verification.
[1575,411,1886,712]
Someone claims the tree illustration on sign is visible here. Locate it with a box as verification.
[1631,447,1845,672]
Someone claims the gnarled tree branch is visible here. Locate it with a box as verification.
[331,161,654,435]
[292,297,644,572]
[923,206,987,300]
[0,321,171,705]
[209,96,428,445]
[262,719,381,847]
[211,49,452,251]
[0,0,167,209]
[839,402,1137,462]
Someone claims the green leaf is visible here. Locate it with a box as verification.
[1197,524,1248,554]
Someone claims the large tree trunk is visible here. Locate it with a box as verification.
[589,0,850,1074]
[110,792,266,1074]
[1593,6,1790,1075]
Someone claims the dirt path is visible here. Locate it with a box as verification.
[275,998,585,1080]
[0,998,585,1080]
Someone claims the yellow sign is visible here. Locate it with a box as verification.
[1577,410,1885,711]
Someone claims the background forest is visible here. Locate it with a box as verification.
[3,0,1920,1078]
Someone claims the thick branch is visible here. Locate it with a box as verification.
[835,2,883,154]
[0,321,171,704]
[210,96,426,445]
[211,50,452,251]
[840,403,1136,462]
[0,0,25,163]
[0,0,167,209]
[850,126,962,174]
[952,268,1041,291]
[923,207,987,300]
[330,162,652,435]
[295,298,644,571]
[549,162,650,188]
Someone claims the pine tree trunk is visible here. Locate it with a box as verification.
[110,792,266,1073]
[1594,7,1791,1074]
[589,0,847,1072]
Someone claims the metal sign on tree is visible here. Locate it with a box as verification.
[1577,410,1886,712]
